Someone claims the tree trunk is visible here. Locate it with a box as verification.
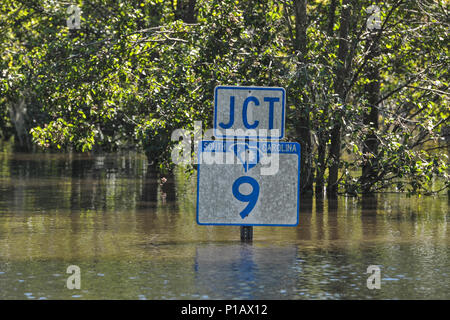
[327,0,353,197]
[9,90,32,151]
[361,33,381,193]
[326,0,337,36]
[315,140,326,196]
[315,0,337,198]
[294,0,307,56]
[293,0,313,196]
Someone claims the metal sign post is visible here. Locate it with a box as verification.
[240,226,253,242]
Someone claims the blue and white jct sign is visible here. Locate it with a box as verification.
[196,140,300,226]
[213,86,286,140]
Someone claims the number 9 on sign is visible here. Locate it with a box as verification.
[232,176,260,219]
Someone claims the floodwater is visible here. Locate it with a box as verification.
[0,141,449,300]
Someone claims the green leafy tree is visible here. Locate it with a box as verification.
[1,0,448,195]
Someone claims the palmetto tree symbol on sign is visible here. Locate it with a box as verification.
[230,143,262,173]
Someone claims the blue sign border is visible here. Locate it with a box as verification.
[196,141,300,227]
[213,86,286,140]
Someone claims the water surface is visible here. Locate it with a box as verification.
[0,141,449,299]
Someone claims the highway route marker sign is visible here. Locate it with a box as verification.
[196,140,300,226]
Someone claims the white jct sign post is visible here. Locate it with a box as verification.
[196,86,300,231]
